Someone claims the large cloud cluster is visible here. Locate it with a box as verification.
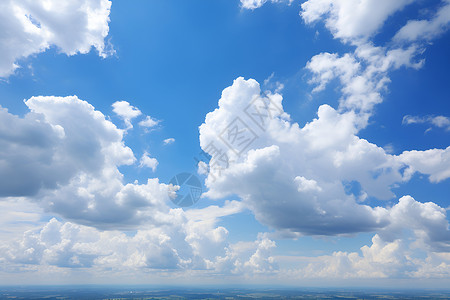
[0,96,173,229]
[199,78,450,242]
[200,0,450,280]
[0,200,277,277]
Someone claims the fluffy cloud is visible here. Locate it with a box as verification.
[0,96,175,229]
[301,0,415,43]
[139,116,160,129]
[306,45,423,114]
[226,0,450,280]
[300,234,408,278]
[0,200,276,276]
[294,196,450,279]
[0,216,196,269]
[112,101,142,130]
[199,77,450,239]
[4,196,448,280]
[241,0,270,10]
[210,234,277,275]
[139,152,158,172]
[398,147,450,183]
[394,0,450,42]
[267,195,450,280]
[112,101,159,131]
[0,0,112,78]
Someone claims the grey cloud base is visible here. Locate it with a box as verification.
[0,96,175,229]
[199,77,450,249]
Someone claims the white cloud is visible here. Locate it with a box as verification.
[0,216,195,269]
[240,0,292,10]
[139,152,158,172]
[199,77,450,238]
[301,0,415,43]
[295,176,322,193]
[394,0,450,42]
[139,116,160,129]
[225,0,450,281]
[398,147,450,183]
[0,200,275,276]
[292,196,450,279]
[306,45,423,114]
[300,234,407,278]
[206,233,277,275]
[0,95,276,275]
[0,96,178,229]
[0,0,112,78]
[2,196,448,280]
[241,0,269,10]
[112,101,142,130]
[403,115,450,131]
[163,138,175,145]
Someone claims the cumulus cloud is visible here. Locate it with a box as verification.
[289,196,450,279]
[210,234,277,275]
[301,0,415,43]
[0,0,112,78]
[112,101,142,130]
[0,96,176,229]
[398,147,450,183]
[0,200,275,276]
[139,152,158,172]
[202,0,450,264]
[3,196,448,280]
[199,77,450,238]
[0,216,192,269]
[0,94,276,275]
[306,45,423,114]
[205,0,450,281]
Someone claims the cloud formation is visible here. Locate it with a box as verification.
[199,78,450,239]
[0,0,112,78]
[198,0,450,280]
[394,0,450,42]
[0,200,277,277]
[301,0,415,43]
[140,152,158,172]
[0,96,175,229]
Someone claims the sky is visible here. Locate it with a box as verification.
[0,0,450,288]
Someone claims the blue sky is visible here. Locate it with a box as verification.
[0,0,450,287]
